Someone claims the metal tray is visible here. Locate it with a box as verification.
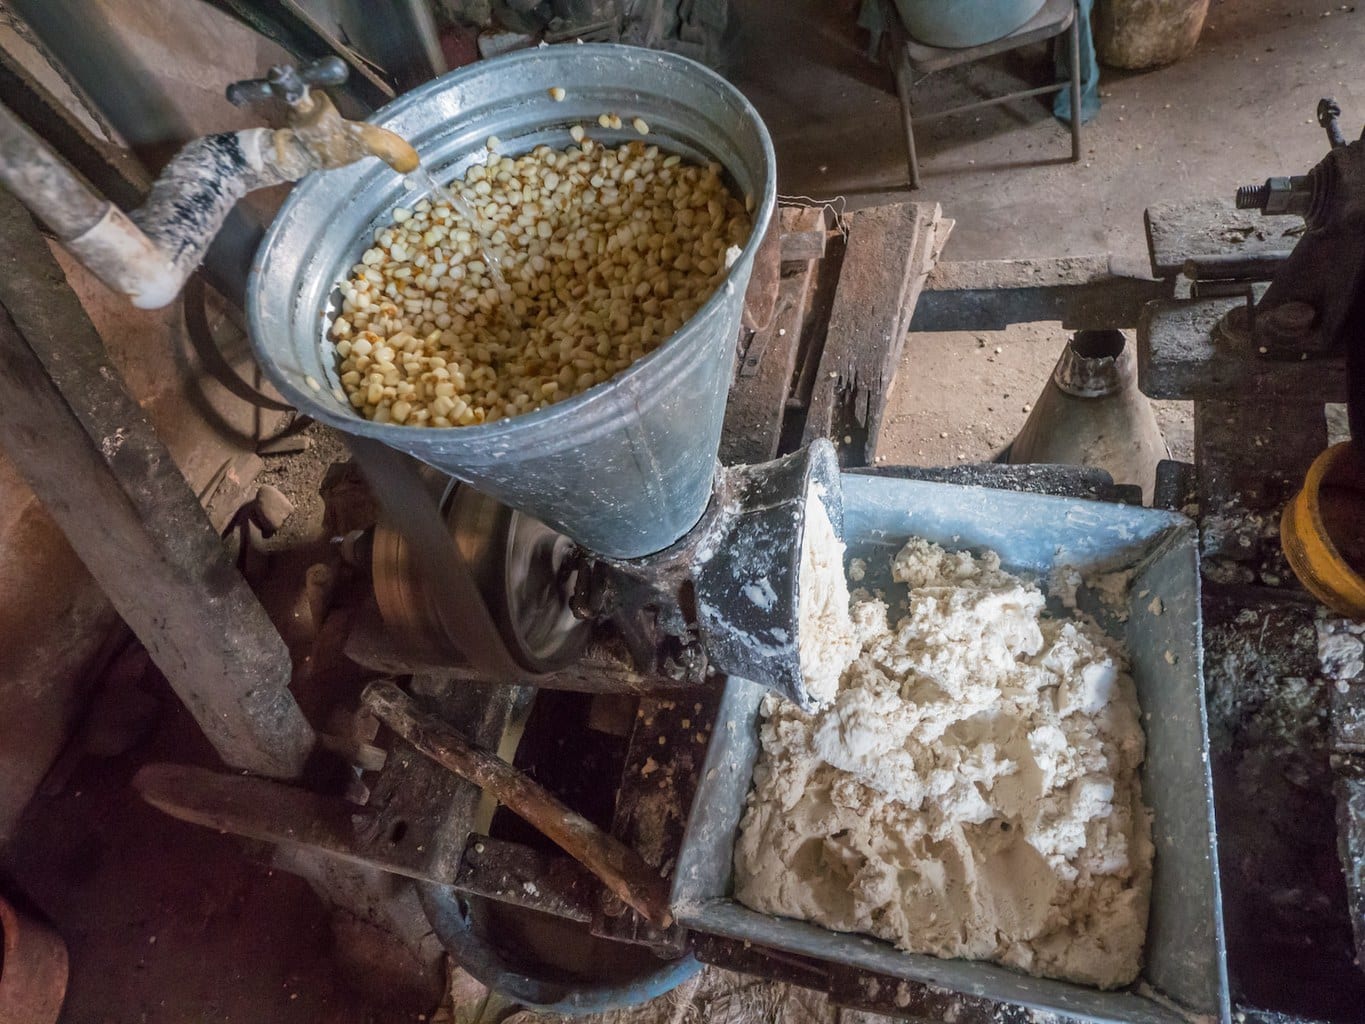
[673,473,1229,1024]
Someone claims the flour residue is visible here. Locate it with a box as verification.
[735,538,1153,989]
[796,488,859,707]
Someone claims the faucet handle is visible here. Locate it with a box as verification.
[227,57,349,109]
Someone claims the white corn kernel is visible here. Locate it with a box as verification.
[328,140,751,429]
[549,86,566,102]
[632,117,649,135]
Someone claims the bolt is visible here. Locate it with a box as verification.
[1318,97,1346,149]
[1236,183,1269,210]
[1236,176,1314,216]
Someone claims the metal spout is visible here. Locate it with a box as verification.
[283,91,420,175]
[1009,330,1168,504]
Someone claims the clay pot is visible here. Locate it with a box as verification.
[1095,0,1209,69]
[0,894,68,1024]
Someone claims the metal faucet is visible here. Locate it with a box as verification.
[0,58,420,308]
[226,58,419,176]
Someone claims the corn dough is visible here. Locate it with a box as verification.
[735,538,1153,989]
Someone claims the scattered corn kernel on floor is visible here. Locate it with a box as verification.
[4,0,1364,1022]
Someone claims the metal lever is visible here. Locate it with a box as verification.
[1319,97,1347,150]
[362,680,675,928]
[227,56,349,108]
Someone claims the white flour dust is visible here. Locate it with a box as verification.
[737,537,1153,989]
[795,489,859,707]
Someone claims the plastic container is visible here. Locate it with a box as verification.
[673,473,1230,1024]
[1281,441,1365,617]
[247,45,777,559]
[893,0,1046,48]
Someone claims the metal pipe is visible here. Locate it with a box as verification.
[0,101,180,305]
[0,89,416,310]
[0,99,107,235]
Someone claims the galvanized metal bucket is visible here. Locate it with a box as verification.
[247,45,777,559]
[674,473,1230,1024]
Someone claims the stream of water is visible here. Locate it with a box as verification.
[405,167,516,315]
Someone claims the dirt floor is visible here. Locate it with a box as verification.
[4,0,1365,1021]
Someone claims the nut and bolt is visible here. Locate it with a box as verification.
[1234,176,1314,216]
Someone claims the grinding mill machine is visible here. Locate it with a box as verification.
[241,44,866,710]
[131,42,866,1002]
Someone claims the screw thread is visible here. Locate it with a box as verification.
[1236,184,1269,210]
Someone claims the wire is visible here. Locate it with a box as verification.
[778,192,850,240]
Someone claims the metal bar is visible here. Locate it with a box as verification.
[886,3,921,190]
[1183,252,1288,281]
[912,255,1173,332]
[131,763,425,876]
[362,680,674,927]
[1068,3,1081,161]
[913,83,1066,125]
[454,835,599,923]
[0,189,314,777]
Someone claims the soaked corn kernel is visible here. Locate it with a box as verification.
[330,140,751,427]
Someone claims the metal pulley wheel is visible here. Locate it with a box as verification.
[372,481,590,673]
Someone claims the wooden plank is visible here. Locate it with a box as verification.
[132,763,436,880]
[594,687,724,951]
[802,202,944,464]
[1138,297,1346,402]
[0,190,314,778]
[1144,198,1301,279]
[454,836,599,923]
[719,267,815,465]
[779,205,827,262]
[741,216,781,331]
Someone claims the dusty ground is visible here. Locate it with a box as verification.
[874,322,1194,467]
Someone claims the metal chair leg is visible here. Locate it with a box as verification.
[1068,0,1082,162]
[888,21,922,189]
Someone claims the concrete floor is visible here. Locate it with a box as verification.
[5,1,1365,1022]
[728,0,1361,471]
[731,0,1360,262]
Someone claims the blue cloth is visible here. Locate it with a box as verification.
[1053,0,1101,125]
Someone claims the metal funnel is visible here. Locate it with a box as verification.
[247,45,777,559]
[1010,330,1168,504]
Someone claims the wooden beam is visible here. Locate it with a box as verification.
[0,191,314,778]
[802,202,945,465]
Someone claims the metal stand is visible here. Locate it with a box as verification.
[884,0,1083,189]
